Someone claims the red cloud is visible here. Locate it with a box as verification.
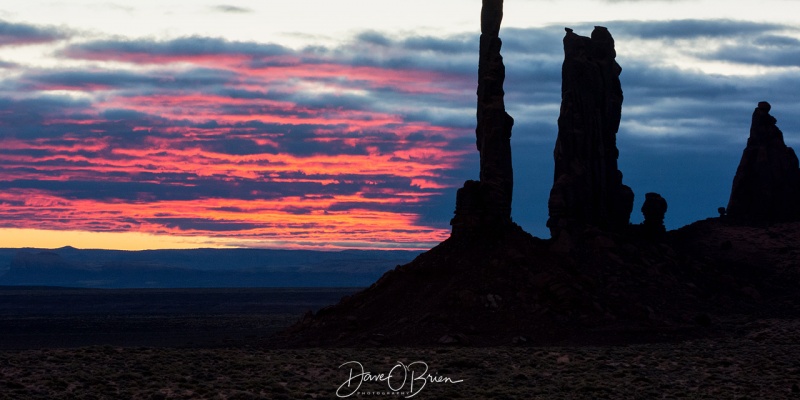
[0,35,475,249]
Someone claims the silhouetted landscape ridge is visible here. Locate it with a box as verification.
[279,0,800,348]
[0,248,420,288]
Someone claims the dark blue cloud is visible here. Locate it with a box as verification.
[21,67,237,91]
[0,20,67,46]
[149,218,263,232]
[63,36,290,61]
[211,5,253,13]
[355,31,394,47]
[610,19,789,39]
[353,31,476,55]
[402,35,474,54]
[705,41,800,67]
[502,27,564,55]
[755,35,800,47]
[0,96,93,139]
[0,177,364,202]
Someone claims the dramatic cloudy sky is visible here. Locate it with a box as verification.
[1,0,798,250]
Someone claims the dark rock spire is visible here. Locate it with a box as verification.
[726,102,800,222]
[451,0,514,235]
[547,26,633,239]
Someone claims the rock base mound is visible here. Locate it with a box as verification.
[275,220,800,347]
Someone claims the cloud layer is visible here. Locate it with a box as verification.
[0,20,67,46]
[1,18,799,247]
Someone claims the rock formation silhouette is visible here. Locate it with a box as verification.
[451,0,514,236]
[547,27,633,240]
[276,8,800,350]
[727,102,800,222]
[641,192,668,235]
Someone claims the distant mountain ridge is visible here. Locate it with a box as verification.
[0,247,422,288]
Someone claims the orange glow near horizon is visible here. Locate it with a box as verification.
[0,228,439,251]
[0,228,231,251]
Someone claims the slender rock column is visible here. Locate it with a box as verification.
[547,27,633,239]
[451,0,514,235]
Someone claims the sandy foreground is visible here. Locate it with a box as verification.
[1,317,799,399]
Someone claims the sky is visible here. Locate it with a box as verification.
[1,0,799,250]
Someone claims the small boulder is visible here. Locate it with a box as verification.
[641,192,668,235]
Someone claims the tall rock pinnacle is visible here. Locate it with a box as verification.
[547,27,634,239]
[726,102,800,222]
[451,0,514,235]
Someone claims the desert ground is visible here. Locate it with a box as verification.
[2,318,800,399]
[1,287,799,399]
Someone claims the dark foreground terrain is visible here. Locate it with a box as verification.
[1,286,800,398]
[1,316,800,398]
[0,287,358,349]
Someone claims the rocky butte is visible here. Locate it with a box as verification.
[726,101,800,223]
[547,27,634,243]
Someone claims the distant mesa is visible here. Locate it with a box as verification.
[547,26,634,243]
[726,101,800,223]
[0,248,419,288]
